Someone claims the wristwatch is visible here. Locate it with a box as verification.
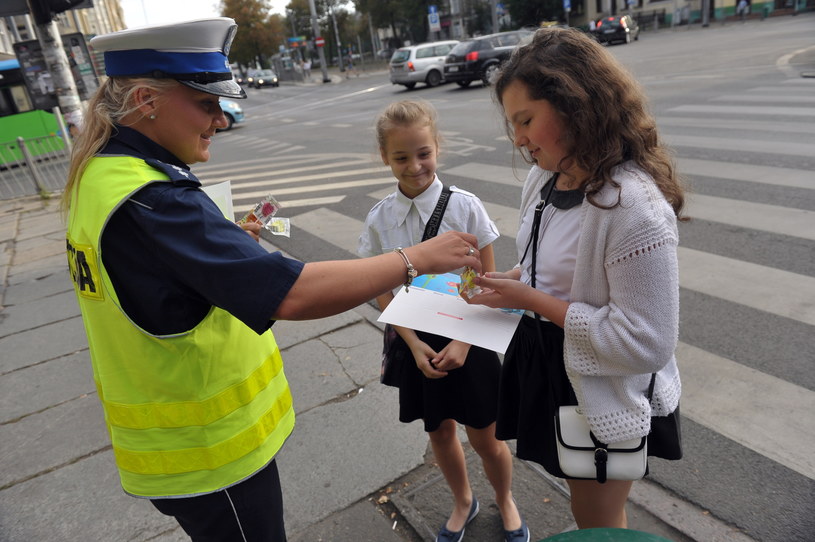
[393,247,417,292]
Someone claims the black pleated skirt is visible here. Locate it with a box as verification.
[394,330,501,433]
[497,316,683,478]
[496,315,577,477]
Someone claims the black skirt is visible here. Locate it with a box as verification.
[392,330,501,433]
[497,316,682,479]
[497,316,576,477]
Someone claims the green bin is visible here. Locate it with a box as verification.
[540,527,673,542]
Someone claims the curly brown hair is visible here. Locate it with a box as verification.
[494,28,685,218]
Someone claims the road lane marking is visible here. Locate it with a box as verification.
[658,116,815,135]
[667,104,815,117]
[685,193,815,240]
[678,247,815,326]
[482,202,520,239]
[445,163,527,186]
[711,95,815,104]
[678,342,815,480]
[290,208,364,254]
[663,133,815,158]
[677,158,815,189]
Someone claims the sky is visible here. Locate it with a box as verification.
[119,0,290,28]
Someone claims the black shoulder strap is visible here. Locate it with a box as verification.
[421,186,453,241]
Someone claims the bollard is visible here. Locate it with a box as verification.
[17,137,47,195]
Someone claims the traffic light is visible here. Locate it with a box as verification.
[27,0,86,25]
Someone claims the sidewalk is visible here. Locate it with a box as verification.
[279,61,389,87]
[0,195,754,541]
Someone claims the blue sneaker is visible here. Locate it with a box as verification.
[503,518,530,542]
[435,496,479,542]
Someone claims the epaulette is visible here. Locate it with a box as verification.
[144,158,201,185]
[450,185,476,198]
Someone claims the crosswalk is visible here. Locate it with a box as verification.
[197,76,815,487]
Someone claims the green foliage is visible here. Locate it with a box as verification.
[506,0,563,27]
[220,0,287,68]
[354,0,434,46]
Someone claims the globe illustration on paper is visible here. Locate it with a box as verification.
[413,273,461,296]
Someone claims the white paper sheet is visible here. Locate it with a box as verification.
[200,180,233,219]
[378,285,523,354]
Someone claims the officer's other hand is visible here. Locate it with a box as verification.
[239,221,262,243]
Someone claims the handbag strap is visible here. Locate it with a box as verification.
[421,186,452,241]
[520,174,557,271]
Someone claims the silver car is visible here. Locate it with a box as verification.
[389,40,459,89]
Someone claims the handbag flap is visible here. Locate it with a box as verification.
[556,406,646,453]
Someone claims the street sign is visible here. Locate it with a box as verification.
[428,13,441,33]
[315,37,325,47]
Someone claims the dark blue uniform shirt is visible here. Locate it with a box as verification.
[100,126,304,336]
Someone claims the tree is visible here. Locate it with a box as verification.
[220,0,287,69]
[506,0,562,27]
[285,0,314,36]
[354,0,431,47]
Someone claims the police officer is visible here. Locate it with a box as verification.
[64,18,480,542]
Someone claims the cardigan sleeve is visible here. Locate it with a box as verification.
[564,177,680,377]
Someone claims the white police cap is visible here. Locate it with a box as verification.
[90,17,245,99]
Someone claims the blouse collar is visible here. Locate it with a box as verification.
[393,176,443,226]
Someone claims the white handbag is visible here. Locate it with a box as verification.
[554,405,647,483]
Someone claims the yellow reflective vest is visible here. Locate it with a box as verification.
[66,155,294,498]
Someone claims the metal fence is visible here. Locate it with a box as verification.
[0,135,70,200]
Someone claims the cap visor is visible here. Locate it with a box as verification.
[179,79,246,99]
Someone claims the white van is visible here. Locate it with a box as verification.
[389,40,459,89]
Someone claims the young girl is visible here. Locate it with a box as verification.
[358,100,529,542]
[465,28,684,530]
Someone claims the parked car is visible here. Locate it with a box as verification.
[246,69,279,88]
[389,40,459,89]
[217,98,244,131]
[377,48,395,60]
[593,15,640,45]
[443,30,533,87]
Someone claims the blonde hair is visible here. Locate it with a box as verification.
[375,100,441,152]
[60,77,178,216]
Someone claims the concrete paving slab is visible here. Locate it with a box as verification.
[390,447,576,542]
[289,497,405,542]
[15,210,63,243]
[0,289,79,337]
[3,268,71,305]
[0,393,108,489]
[278,382,426,535]
[0,316,87,373]
[6,253,67,285]
[273,310,361,351]
[389,445,696,542]
[0,450,180,542]
[320,320,385,386]
[283,338,359,413]
[11,236,64,267]
[0,351,94,423]
[0,222,14,247]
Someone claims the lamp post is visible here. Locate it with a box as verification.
[307,0,331,83]
[26,0,84,130]
[329,5,344,72]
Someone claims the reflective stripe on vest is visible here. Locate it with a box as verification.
[67,155,294,497]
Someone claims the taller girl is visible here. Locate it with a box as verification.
[466,28,684,529]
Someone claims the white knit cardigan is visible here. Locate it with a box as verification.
[520,163,682,444]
